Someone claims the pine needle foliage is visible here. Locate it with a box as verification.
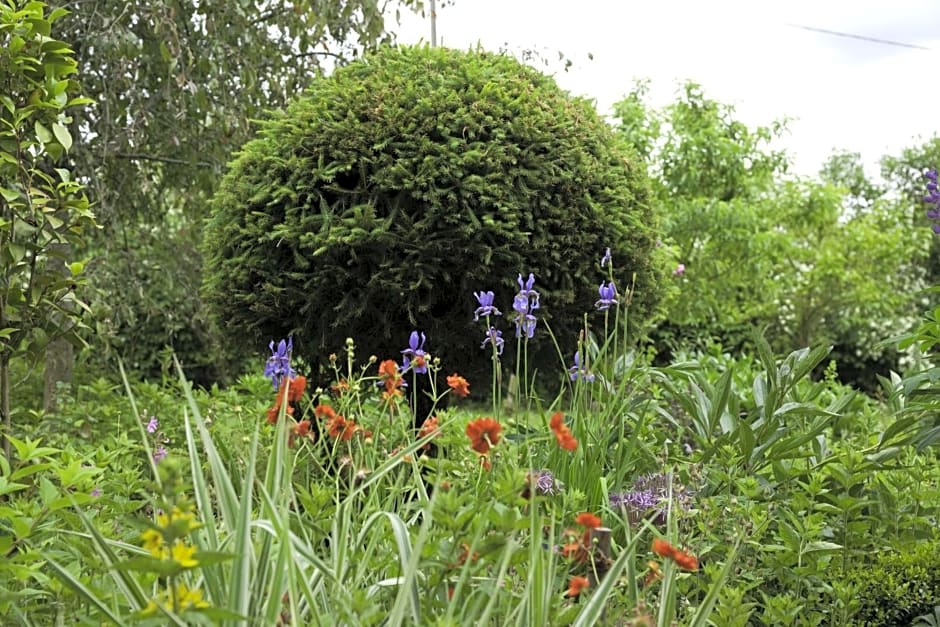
[202,45,663,374]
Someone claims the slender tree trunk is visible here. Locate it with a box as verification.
[42,213,75,412]
[43,337,73,412]
[2,353,10,461]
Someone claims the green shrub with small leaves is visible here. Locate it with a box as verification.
[846,540,940,626]
[202,45,664,377]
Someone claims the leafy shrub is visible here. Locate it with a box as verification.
[202,45,664,379]
[847,540,940,626]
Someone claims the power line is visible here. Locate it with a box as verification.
[786,23,931,50]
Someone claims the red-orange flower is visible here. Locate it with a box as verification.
[378,359,405,399]
[330,378,351,396]
[466,418,501,454]
[575,512,602,529]
[315,404,338,421]
[287,375,307,402]
[565,576,590,598]
[673,551,699,571]
[549,412,578,451]
[652,538,698,571]
[446,374,470,398]
[288,420,314,447]
[418,416,440,449]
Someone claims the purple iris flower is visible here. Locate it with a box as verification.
[512,273,540,338]
[568,351,595,382]
[601,247,612,267]
[925,168,940,233]
[401,330,429,374]
[264,338,296,390]
[481,327,505,355]
[595,281,618,311]
[473,291,501,320]
[516,273,540,310]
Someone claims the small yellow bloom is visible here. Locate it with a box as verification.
[141,528,164,557]
[173,582,209,610]
[171,540,199,568]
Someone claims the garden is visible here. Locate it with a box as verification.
[1,2,940,625]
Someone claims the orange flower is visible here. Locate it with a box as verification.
[565,576,590,598]
[378,359,405,397]
[330,378,351,396]
[575,512,602,529]
[326,414,358,440]
[549,412,578,451]
[456,543,480,566]
[418,416,440,449]
[466,418,501,454]
[378,359,399,379]
[288,420,314,447]
[652,538,698,571]
[287,375,306,402]
[673,550,699,571]
[652,538,674,559]
[446,374,470,398]
[314,404,337,421]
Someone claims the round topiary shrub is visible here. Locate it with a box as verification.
[202,45,664,382]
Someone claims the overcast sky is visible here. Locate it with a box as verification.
[395,0,940,177]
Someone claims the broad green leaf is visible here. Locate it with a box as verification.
[52,121,71,151]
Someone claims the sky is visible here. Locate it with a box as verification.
[394,0,940,177]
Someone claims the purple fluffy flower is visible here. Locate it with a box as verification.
[925,168,940,233]
[153,446,168,464]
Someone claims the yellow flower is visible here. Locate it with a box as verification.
[171,540,199,568]
[141,528,164,557]
[173,582,209,610]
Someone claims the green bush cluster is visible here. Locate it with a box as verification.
[847,540,940,626]
[202,45,664,378]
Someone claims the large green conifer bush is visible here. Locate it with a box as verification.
[202,45,663,377]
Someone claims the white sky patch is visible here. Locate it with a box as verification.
[395,0,940,177]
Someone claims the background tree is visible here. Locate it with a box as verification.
[0,0,96,457]
[614,82,927,387]
[202,45,665,387]
[51,0,434,385]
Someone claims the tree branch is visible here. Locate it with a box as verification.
[113,152,215,168]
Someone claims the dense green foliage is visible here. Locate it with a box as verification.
[0,0,96,453]
[54,0,431,384]
[203,45,664,377]
[5,2,940,625]
[847,541,940,626]
[615,84,928,389]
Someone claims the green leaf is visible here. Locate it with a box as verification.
[34,121,52,144]
[52,122,72,151]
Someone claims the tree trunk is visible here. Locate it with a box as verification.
[2,353,10,461]
[43,337,73,412]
